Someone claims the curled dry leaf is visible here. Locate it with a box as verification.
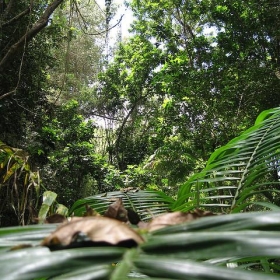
[103,198,128,222]
[41,216,144,250]
[83,204,100,217]
[146,209,216,232]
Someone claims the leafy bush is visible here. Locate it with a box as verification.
[33,100,110,206]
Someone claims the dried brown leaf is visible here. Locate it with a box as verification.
[147,209,216,231]
[41,216,144,249]
[104,198,128,222]
[83,205,100,217]
[45,213,67,224]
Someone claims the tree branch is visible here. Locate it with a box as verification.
[0,89,16,100]
[80,14,124,36]
[1,6,31,28]
[0,0,64,74]
[2,0,16,19]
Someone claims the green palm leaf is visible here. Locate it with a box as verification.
[0,247,121,280]
[134,257,280,280]
[0,224,56,248]
[69,190,174,220]
[176,107,280,212]
[1,211,280,279]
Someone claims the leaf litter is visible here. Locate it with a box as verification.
[10,198,216,251]
[40,199,216,250]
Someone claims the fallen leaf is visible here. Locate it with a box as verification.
[104,198,128,222]
[83,205,100,217]
[41,216,144,250]
[147,209,216,231]
[10,244,33,251]
[45,213,67,224]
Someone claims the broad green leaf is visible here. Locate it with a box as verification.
[56,203,69,216]
[38,191,58,223]
[141,231,280,259]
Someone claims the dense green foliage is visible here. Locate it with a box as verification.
[0,0,63,146]
[0,0,109,223]
[2,1,280,278]
[1,107,280,278]
[93,0,280,190]
[1,0,280,225]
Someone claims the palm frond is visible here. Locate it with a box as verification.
[0,224,56,248]
[69,190,174,220]
[134,256,280,280]
[1,211,280,279]
[0,247,122,280]
[176,107,280,212]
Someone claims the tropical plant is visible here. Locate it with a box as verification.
[175,107,280,213]
[37,190,68,223]
[69,190,174,220]
[0,142,68,226]
[0,141,40,226]
[89,106,280,215]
